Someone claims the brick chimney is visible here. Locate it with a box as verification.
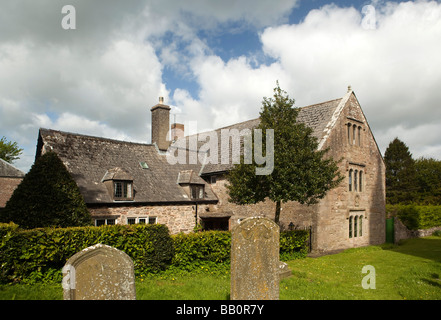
[151,97,171,151]
[171,123,184,141]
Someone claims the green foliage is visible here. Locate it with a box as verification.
[0,223,174,284]
[171,231,231,274]
[0,136,23,163]
[384,138,417,204]
[227,83,343,223]
[280,230,309,261]
[1,152,92,229]
[414,157,441,205]
[0,223,309,284]
[386,204,441,230]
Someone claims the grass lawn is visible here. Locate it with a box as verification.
[1,236,440,300]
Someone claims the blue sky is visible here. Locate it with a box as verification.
[1,0,441,172]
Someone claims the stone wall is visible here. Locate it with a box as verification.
[89,204,196,234]
[0,177,22,208]
[394,218,441,243]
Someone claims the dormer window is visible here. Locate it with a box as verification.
[114,180,133,200]
[191,185,205,199]
[177,170,207,200]
[102,167,134,201]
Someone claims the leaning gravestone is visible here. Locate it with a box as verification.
[62,243,136,300]
[230,216,280,300]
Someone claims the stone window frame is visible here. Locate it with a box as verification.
[349,213,364,239]
[347,162,365,193]
[346,118,364,147]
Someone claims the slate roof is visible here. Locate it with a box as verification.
[0,158,25,178]
[176,97,342,175]
[37,129,217,204]
[36,95,345,205]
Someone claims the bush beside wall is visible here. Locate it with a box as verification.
[386,204,441,230]
[0,223,309,284]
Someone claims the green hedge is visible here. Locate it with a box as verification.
[0,223,174,284]
[280,230,309,261]
[0,223,309,284]
[386,204,441,230]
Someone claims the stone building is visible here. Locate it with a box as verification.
[35,87,385,253]
[0,158,25,211]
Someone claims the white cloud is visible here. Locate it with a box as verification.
[3,0,441,173]
[259,0,441,158]
[189,55,291,129]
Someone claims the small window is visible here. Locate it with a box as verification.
[95,218,116,226]
[210,176,217,184]
[347,124,351,144]
[354,170,358,192]
[358,126,362,146]
[359,215,363,236]
[191,185,204,199]
[128,217,155,225]
[349,169,353,192]
[353,125,356,145]
[354,216,358,237]
[349,216,353,238]
[114,181,133,200]
[359,171,363,192]
[139,161,149,169]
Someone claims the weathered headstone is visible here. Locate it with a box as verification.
[230,216,280,300]
[62,243,136,300]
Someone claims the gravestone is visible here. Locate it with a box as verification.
[230,216,280,300]
[62,243,136,300]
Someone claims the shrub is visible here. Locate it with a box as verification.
[280,230,309,261]
[0,152,92,229]
[0,223,310,284]
[397,205,420,230]
[387,204,441,230]
[0,223,174,284]
[172,231,231,272]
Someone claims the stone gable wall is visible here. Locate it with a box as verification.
[0,177,22,208]
[201,93,386,253]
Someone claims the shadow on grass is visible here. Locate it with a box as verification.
[382,237,441,263]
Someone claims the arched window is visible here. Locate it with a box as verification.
[359,171,363,192]
[359,215,363,236]
[354,170,358,192]
[349,216,353,238]
[349,169,353,191]
[354,216,358,237]
[358,126,362,146]
[352,125,356,145]
[347,124,351,144]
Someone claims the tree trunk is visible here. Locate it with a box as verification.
[274,200,281,225]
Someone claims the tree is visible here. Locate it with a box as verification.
[384,138,417,204]
[0,136,23,163]
[414,157,441,205]
[227,83,344,224]
[0,152,92,229]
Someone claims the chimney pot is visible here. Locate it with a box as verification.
[159,96,164,104]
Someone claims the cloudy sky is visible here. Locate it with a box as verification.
[1,0,441,172]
